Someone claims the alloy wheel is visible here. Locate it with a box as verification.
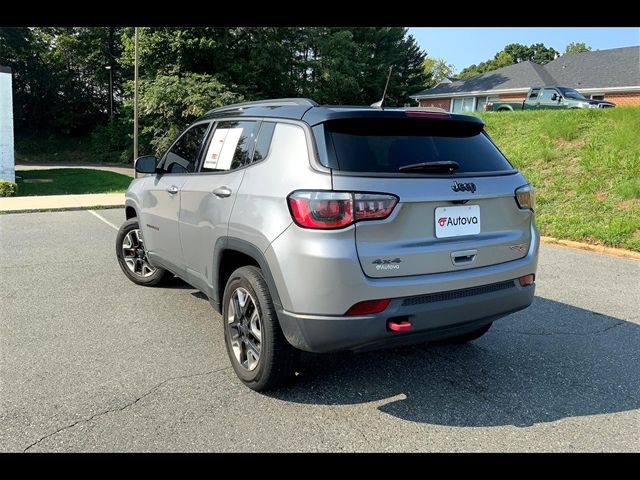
[121,228,156,278]
[227,287,262,371]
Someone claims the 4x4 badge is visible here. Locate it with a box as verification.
[451,181,476,193]
[372,258,402,265]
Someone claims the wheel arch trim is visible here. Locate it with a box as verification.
[124,199,140,220]
[212,237,283,315]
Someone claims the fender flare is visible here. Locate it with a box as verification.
[211,237,283,313]
[124,201,139,220]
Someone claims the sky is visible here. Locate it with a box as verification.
[409,27,640,73]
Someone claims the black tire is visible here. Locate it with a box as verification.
[222,266,298,391]
[443,322,493,344]
[115,218,168,287]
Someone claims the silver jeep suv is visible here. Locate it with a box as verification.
[116,98,539,391]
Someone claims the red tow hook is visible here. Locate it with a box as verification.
[387,318,412,332]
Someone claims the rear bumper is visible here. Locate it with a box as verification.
[277,280,535,353]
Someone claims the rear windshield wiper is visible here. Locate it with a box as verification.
[398,161,460,173]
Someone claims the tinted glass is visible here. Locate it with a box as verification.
[252,122,276,163]
[558,87,586,100]
[163,123,209,173]
[201,121,260,172]
[528,88,540,100]
[538,88,557,102]
[324,119,513,174]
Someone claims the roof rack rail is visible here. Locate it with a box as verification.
[207,98,319,115]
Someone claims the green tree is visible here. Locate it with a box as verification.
[422,56,455,87]
[458,51,514,79]
[120,27,427,107]
[564,42,592,54]
[504,42,558,64]
[135,73,243,155]
[4,27,428,160]
[1,27,124,134]
[458,43,558,79]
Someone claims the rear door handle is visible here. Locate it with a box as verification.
[212,186,232,198]
[167,185,179,195]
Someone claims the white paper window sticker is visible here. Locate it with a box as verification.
[203,127,243,170]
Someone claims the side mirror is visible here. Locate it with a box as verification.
[135,155,158,174]
[551,93,562,102]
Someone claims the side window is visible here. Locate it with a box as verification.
[538,88,557,102]
[201,120,260,172]
[528,88,540,100]
[251,122,276,163]
[163,123,209,174]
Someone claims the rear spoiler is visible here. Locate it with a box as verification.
[302,106,485,128]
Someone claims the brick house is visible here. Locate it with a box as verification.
[411,46,640,112]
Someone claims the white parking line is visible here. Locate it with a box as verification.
[87,210,119,231]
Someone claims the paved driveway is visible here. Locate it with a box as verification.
[1,209,639,452]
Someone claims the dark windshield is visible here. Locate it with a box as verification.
[558,87,587,100]
[321,118,514,174]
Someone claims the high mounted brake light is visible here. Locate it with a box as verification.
[404,111,450,118]
[288,191,398,230]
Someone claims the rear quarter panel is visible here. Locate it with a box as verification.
[228,122,332,253]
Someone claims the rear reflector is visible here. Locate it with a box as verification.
[518,274,535,287]
[345,299,390,316]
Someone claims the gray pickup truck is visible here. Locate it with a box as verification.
[486,86,615,111]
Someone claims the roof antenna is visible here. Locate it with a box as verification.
[371,66,393,108]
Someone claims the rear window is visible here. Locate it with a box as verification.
[322,119,513,174]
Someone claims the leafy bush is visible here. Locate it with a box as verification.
[135,73,243,156]
[0,181,18,197]
[89,119,134,164]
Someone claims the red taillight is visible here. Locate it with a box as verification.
[345,299,390,316]
[288,191,398,230]
[353,193,398,221]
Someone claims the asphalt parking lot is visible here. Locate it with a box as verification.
[1,208,639,452]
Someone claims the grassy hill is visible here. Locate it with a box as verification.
[478,107,640,252]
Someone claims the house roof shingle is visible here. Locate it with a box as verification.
[411,46,640,98]
[545,46,640,89]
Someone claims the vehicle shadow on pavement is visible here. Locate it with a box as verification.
[160,276,209,300]
[269,296,639,428]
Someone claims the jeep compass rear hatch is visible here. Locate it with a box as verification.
[317,114,533,277]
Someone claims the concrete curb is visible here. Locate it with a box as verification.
[540,236,640,260]
[0,204,124,214]
[0,192,126,214]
